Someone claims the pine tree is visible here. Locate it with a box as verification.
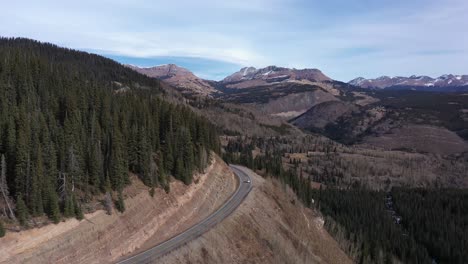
[177,128,194,185]
[73,194,84,220]
[115,190,125,213]
[137,127,151,184]
[89,112,102,191]
[16,194,28,226]
[15,110,31,200]
[174,159,184,182]
[163,133,174,174]
[127,124,139,173]
[63,193,75,218]
[30,144,44,216]
[5,117,16,177]
[110,126,127,191]
[45,187,61,224]
[0,220,5,237]
[89,142,103,194]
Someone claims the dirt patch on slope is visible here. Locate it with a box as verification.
[0,155,236,264]
[158,167,352,264]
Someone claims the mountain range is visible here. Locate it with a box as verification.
[128,64,468,95]
[128,62,468,156]
[349,74,468,91]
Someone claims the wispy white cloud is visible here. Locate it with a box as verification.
[1,0,467,80]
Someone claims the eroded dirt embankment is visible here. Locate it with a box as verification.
[158,167,352,264]
[0,155,236,264]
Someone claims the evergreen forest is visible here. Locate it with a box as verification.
[0,38,219,228]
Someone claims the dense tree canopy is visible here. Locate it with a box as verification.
[0,38,219,225]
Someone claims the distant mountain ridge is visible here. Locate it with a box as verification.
[349,74,468,89]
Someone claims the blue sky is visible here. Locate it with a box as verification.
[1,0,467,81]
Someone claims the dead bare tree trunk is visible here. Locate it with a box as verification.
[58,171,67,200]
[68,146,77,192]
[0,154,16,220]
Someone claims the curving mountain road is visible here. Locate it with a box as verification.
[117,165,252,264]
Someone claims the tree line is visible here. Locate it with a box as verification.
[0,37,219,231]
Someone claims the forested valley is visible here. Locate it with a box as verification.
[0,38,219,231]
[223,136,468,264]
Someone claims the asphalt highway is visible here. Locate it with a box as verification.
[117,165,252,264]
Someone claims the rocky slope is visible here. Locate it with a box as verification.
[349,74,468,90]
[127,64,217,96]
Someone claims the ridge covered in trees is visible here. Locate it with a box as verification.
[0,37,219,226]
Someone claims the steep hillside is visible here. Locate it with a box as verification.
[291,101,358,130]
[158,167,352,264]
[212,80,353,124]
[0,155,236,264]
[263,89,338,118]
[290,89,468,155]
[127,64,217,96]
[0,157,354,264]
[0,38,219,235]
